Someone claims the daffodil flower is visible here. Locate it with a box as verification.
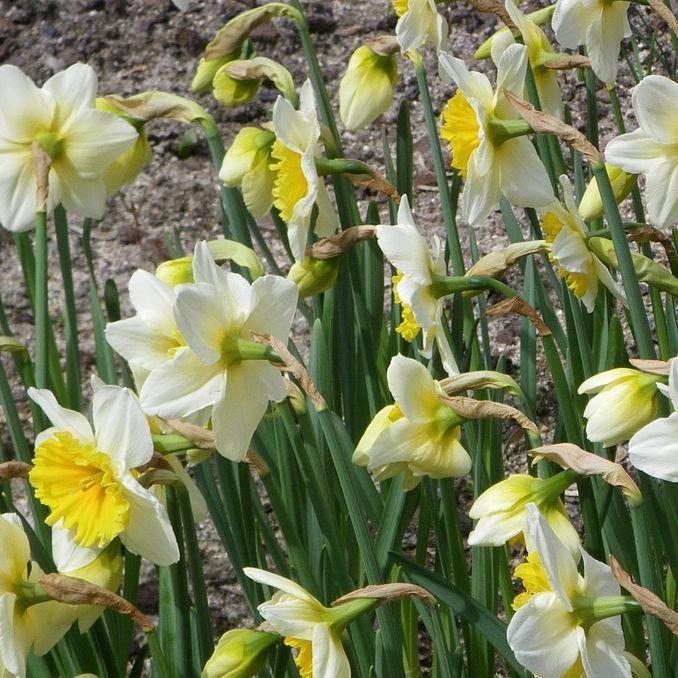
[28,384,180,566]
[468,471,581,557]
[140,242,298,461]
[105,269,185,387]
[605,75,678,229]
[353,354,471,489]
[578,367,663,447]
[219,127,276,218]
[0,513,78,678]
[540,175,626,312]
[376,196,458,376]
[244,568,373,678]
[392,0,448,52]
[0,63,137,232]
[507,504,631,678]
[439,44,554,225]
[491,0,564,119]
[628,358,678,482]
[270,80,338,261]
[552,0,630,84]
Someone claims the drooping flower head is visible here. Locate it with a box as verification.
[540,175,626,312]
[376,196,458,376]
[28,384,179,566]
[0,63,137,232]
[507,504,631,678]
[353,354,472,488]
[605,75,678,229]
[393,0,448,52]
[439,44,554,225]
[140,242,298,461]
[270,80,338,261]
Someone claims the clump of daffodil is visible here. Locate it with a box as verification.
[140,242,298,462]
[244,568,376,678]
[392,0,448,52]
[339,41,398,130]
[376,196,458,376]
[0,513,82,678]
[353,354,472,489]
[507,504,632,677]
[0,63,137,232]
[578,164,636,222]
[578,366,665,447]
[288,256,340,298]
[469,470,581,558]
[438,44,554,225]
[95,97,152,194]
[219,126,277,218]
[540,175,626,312]
[269,80,338,261]
[490,0,564,118]
[28,384,180,566]
[201,628,279,678]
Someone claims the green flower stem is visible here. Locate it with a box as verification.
[630,501,671,678]
[34,211,49,389]
[146,629,172,678]
[592,162,656,358]
[430,275,517,300]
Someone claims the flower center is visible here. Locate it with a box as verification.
[440,90,480,178]
[29,431,130,548]
[166,329,187,358]
[392,273,421,342]
[392,0,409,17]
[270,139,308,223]
[35,130,64,161]
[512,551,551,610]
[284,637,313,677]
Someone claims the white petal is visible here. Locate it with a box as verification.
[0,513,30,579]
[376,224,432,285]
[632,75,678,145]
[140,348,225,419]
[119,475,180,565]
[604,128,664,175]
[524,503,578,610]
[92,385,153,471]
[581,549,620,598]
[0,592,27,677]
[579,620,630,677]
[578,368,637,394]
[51,521,101,572]
[191,241,252,310]
[244,567,320,604]
[387,354,441,421]
[52,162,107,220]
[586,6,627,84]
[128,270,178,336]
[105,316,177,371]
[552,0,593,50]
[499,138,554,208]
[593,259,627,307]
[42,63,97,129]
[506,593,581,678]
[0,65,54,143]
[667,359,678,409]
[644,158,678,229]
[628,413,678,482]
[28,387,94,444]
[438,52,494,110]
[313,180,339,239]
[211,363,269,461]
[461,150,501,225]
[494,44,528,114]
[243,275,298,340]
[312,624,350,678]
[0,151,39,233]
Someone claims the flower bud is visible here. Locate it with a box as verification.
[339,44,397,131]
[202,629,279,678]
[287,256,339,297]
[578,368,663,446]
[156,256,194,287]
[192,53,238,94]
[212,67,262,108]
[578,164,636,221]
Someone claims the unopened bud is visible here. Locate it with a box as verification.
[202,629,279,678]
[192,52,239,94]
[156,257,194,287]
[288,256,339,297]
[579,164,636,221]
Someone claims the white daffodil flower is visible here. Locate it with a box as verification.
[491,0,563,119]
[353,354,471,488]
[507,504,630,678]
[105,269,184,387]
[552,0,630,84]
[439,44,554,225]
[376,196,458,376]
[605,75,678,229]
[244,568,373,678]
[0,513,76,678]
[393,0,448,52]
[628,358,678,482]
[270,80,338,261]
[28,384,179,566]
[468,472,580,558]
[540,175,626,312]
[219,126,276,218]
[0,63,137,232]
[140,242,298,461]
[579,367,663,447]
